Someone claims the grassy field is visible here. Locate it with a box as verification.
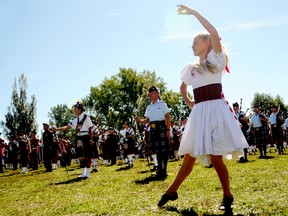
[0,152,287,216]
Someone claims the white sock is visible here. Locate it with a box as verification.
[20,167,27,174]
[152,154,158,166]
[79,167,87,177]
[92,159,98,169]
[128,154,134,165]
[85,168,90,178]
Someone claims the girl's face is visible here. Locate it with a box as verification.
[192,36,209,57]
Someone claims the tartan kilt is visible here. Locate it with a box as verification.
[271,125,284,142]
[76,135,92,158]
[170,139,180,151]
[254,127,269,146]
[149,121,170,153]
[91,142,99,158]
[124,138,136,155]
[144,131,154,156]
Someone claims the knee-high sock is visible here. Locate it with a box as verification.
[92,159,98,169]
[151,154,158,166]
[128,154,134,165]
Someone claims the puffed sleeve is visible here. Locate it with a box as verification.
[180,64,193,86]
[207,49,226,71]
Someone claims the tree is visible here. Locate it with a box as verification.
[162,90,191,124]
[86,68,146,130]
[0,74,37,139]
[251,92,287,115]
[48,104,74,128]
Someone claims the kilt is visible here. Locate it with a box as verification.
[91,142,99,158]
[76,135,92,158]
[149,120,170,153]
[170,139,180,151]
[123,137,135,155]
[271,124,283,142]
[247,132,255,146]
[253,127,268,146]
[20,150,29,167]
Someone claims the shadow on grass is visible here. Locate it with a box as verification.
[115,165,133,171]
[263,156,275,159]
[163,206,240,216]
[53,177,87,185]
[138,170,151,174]
[134,174,166,184]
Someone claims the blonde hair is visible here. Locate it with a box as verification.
[194,33,229,74]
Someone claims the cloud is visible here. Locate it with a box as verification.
[158,16,288,41]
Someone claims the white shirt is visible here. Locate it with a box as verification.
[234,111,246,122]
[123,127,135,137]
[144,99,169,122]
[69,113,93,132]
[269,112,278,125]
[251,113,262,128]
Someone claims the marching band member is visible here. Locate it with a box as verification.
[250,105,269,158]
[233,102,249,162]
[122,122,136,167]
[18,132,29,174]
[136,86,171,179]
[42,123,54,172]
[53,102,94,179]
[269,105,284,154]
[91,124,100,172]
[30,131,40,170]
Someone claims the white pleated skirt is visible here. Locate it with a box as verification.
[178,99,249,165]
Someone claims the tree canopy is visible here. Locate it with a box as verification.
[0,74,37,139]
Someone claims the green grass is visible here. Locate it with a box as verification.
[1,152,288,216]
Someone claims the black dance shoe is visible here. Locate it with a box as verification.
[157,192,178,207]
[219,196,234,211]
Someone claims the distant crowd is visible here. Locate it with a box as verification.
[0,118,186,174]
[0,103,287,175]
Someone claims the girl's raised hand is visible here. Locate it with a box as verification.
[177,5,195,15]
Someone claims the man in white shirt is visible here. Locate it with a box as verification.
[269,105,284,154]
[136,86,171,179]
[53,102,94,179]
[250,105,269,158]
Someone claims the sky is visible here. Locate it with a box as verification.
[1,0,288,138]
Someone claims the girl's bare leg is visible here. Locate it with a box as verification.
[210,155,232,197]
[158,154,196,207]
[166,154,196,193]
